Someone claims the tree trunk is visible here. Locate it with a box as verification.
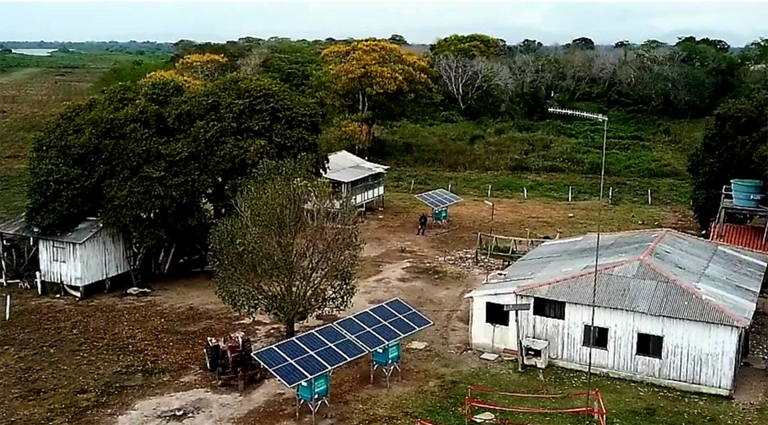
[284,316,296,338]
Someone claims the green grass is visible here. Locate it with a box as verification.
[353,358,767,425]
[387,168,692,206]
[0,51,166,74]
[371,118,704,182]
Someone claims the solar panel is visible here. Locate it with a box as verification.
[252,323,367,387]
[341,298,434,351]
[252,299,433,388]
[415,188,463,210]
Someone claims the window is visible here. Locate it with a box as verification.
[485,302,509,326]
[636,333,663,359]
[533,298,565,320]
[51,242,66,263]
[582,325,609,349]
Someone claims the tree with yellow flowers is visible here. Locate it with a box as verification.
[144,53,229,88]
[321,39,431,115]
[321,39,430,152]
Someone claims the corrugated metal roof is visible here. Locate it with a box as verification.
[322,150,388,183]
[710,223,768,253]
[466,229,767,327]
[0,217,104,244]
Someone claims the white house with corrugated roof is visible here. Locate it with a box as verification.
[322,150,389,209]
[465,229,767,396]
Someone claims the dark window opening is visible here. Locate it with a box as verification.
[583,325,609,349]
[533,298,565,320]
[636,333,663,359]
[485,302,509,327]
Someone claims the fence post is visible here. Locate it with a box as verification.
[524,187,528,200]
[487,185,492,197]
[448,182,452,192]
[568,186,572,203]
[5,294,9,321]
[648,189,652,205]
[608,187,613,204]
[410,180,414,193]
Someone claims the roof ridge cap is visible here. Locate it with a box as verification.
[640,257,746,327]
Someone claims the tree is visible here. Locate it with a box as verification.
[388,34,408,45]
[435,54,506,110]
[430,34,504,58]
[517,39,543,55]
[688,95,768,228]
[321,38,431,116]
[27,75,323,262]
[568,37,595,51]
[209,159,364,337]
[614,40,631,49]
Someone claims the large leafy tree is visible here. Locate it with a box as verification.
[210,159,364,337]
[688,94,768,229]
[430,34,504,58]
[27,74,323,258]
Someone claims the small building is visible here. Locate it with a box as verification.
[0,217,131,297]
[322,150,388,209]
[465,229,767,396]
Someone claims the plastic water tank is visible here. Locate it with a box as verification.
[731,179,765,207]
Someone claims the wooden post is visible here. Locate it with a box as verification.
[524,187,527,200]
[648,189,652,205]
[487,185,492,197]
[448,182,452,192]
[568,186,572,203]
[5,294,10,321]
[36,272,42,296]
[608,187,613,204]
[410,180,414,193]
[515,309,523,372]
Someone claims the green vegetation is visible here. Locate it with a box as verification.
[388,362,768,425]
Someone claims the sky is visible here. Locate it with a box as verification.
[1,2,767,47]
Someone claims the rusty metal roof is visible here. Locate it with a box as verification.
[466,229,767,327]
[0,217,104,244]
[710,223,768,253]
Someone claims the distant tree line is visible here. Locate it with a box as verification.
[0,40,174,53]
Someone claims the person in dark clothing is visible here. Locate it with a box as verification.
[417,213,428,235]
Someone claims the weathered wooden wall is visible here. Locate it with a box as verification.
[38,227,130,286]
[469,294,741,392]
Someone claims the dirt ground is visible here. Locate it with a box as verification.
[0,196,744,425]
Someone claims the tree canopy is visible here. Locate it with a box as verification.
[26,74,323,253]
[430,34,504,58]
[209,159,364,337]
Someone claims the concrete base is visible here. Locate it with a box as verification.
[551,360,732,397]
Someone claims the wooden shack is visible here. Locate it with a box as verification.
[322,150,388,209]
[0,217,131,298]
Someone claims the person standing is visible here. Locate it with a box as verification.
[417,213,428,235]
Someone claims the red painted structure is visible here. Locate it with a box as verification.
[710,223,768,253]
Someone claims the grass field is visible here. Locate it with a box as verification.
[360,357,768,425]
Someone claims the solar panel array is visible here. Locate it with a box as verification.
[415,188,463,210]
[252,298,433,388]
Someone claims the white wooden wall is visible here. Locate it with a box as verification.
[38,227,130,287]
[469,294,741,391]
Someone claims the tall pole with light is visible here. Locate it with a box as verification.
[547,107,608,423]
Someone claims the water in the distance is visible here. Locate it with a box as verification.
[11,49,58,56]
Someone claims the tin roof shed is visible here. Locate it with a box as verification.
[322,150,388,183]
[466,229,767,327]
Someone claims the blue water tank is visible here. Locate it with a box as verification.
[297,373,330,402]
[731,179,765,208]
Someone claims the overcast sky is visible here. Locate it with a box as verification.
[2,2,767,46]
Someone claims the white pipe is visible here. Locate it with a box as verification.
[5,295,9,321]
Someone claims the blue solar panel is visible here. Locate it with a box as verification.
[371,305,397,321]
[335,339,365,358]
[316,346,347,368]
[297,333,327,351]
[356,330,386,350]
[386,299,413,315]
[316,325,345,344]
[274,363,308,387]
[275,340,308,359]
[415,189,462,210]
[295,354,327,376]
[355,311,383,328]
[337,317,365,335]
[389,317,416,335]
[404,311,431,328]
[372,323,401,342]
[254,347,288,369]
